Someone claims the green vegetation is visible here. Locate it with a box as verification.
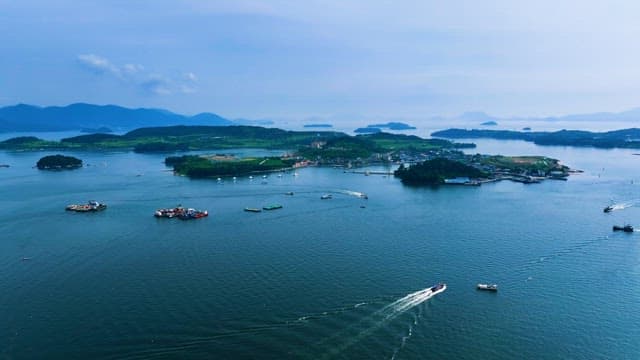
[0,136,61,150]
[478,155,567,174]
[166,155,296,178]
[361,133,474,151]
[36,154,83,170]
[432,128,640,149]
[394,158,486,185]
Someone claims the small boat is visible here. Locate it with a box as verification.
[244,207,262,213]
[477,283,498,291]
[613,225,634,232]
[321,194,332,200]
[604,205,614,213]
[66,200,107,212]
[263,204,283,211]
[429,283,447,295]
[285,191,294,196]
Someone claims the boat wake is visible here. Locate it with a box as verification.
[338,189,369,199]
[315,284,445,359]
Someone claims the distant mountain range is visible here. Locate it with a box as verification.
[0,103,234,132]
[430,108,640,124]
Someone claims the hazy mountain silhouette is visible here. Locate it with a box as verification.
[0,103,233,132]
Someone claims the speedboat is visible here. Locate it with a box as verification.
[321,194,332,200]
[430,283,447,295]
[604,205,614,213]
[477,283,498,291]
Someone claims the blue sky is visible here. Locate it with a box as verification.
[2,0,640,120]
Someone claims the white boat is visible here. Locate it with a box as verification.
[321,194,332,199]
[477,283,498,291]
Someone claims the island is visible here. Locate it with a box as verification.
[394,158,485,185]
[81,126,113,133]
[431,128,640,149]
[354,127,382,134]
[166,155,298,178]
[394,154,569,186]
[366,122,416,130]
[480,121,498,126]
[36,154,83,170]
[303,124,333,128]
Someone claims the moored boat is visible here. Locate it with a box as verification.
[477,283,498,291]
[66,200,107,212]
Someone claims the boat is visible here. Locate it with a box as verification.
[154,206,185,218]
[477,283,498,292]
[321,194,332,199]
[285,191,294,196]
[429,283,447,295]
[604,205,614,213]
[263,204,283,210]
[613,224,634,232]
[66,200,107,212]
[178,208,208,220]
[244,207,262,213]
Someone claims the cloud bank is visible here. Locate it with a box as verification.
[77,54,197,95]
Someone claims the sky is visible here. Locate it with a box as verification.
[2,0,640,121]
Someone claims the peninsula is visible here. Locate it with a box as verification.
[432,128,640,149]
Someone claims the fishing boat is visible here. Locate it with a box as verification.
[477,283,498,292]
[613,224,634,232]
[178,208,208,220]
[66,200,107,212]
[263,204,283,211]
[154,206,185,218]
[244,207,262,213]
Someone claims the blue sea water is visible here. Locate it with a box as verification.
[0,140,639,359]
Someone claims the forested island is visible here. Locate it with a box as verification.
[432,128,640,149]
[394,158,485,185]
[36,154,83,170]
[166,155,297,178]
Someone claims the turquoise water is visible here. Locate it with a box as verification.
[1,142,639,359]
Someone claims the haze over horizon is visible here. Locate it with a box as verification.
[3,1,640,121]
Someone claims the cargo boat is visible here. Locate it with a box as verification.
[66,200,107,212]
[263,204,283,210]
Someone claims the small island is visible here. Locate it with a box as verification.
[36,154,83,170]
[480,121,498,126]
[354,127,382,134]
[367,122,416,130]
[303,124,333,128]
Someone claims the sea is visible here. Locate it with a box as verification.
[1,122,639,359]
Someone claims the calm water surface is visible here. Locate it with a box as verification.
[1,141,639,359]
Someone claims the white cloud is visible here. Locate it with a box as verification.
[77,54,197,96]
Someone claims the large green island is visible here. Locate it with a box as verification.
[1,125,572,183]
